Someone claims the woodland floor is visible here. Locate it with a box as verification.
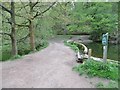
[0,36,109,88]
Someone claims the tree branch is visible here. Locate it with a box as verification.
[31,0,39,9]
[2,20,12,24]
[16,4,29,13]
[16,23,29,27]
[0,3,12,14]
[0,32,11,37]
[20,0,29,14]
[33,2,56,18]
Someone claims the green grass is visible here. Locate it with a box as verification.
[73,59,119,80]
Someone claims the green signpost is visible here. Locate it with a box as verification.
[102,33,108,62]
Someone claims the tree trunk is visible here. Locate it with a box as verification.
[29,20,35,51]
[29,1,36,51]
[11,1,18,56]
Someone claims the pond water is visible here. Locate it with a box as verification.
[85,42,118,61]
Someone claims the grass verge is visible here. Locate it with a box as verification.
[73,59,119,80]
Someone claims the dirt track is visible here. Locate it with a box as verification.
[1,41,109,88]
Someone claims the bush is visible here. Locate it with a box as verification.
[73,59,118,80]
[1,45,12,61]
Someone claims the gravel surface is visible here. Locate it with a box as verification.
[1,41,109,88]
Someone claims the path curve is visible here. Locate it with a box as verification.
[1,42,109,88]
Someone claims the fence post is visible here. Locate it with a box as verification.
[88,49,92,60]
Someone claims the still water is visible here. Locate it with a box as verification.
[85,43,118,61]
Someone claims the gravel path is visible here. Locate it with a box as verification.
[1,41,109,88]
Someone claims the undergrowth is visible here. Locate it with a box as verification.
[96,80,118,88]
[10,55,22,60]
[1,40,49,61]
[73,59,119,81]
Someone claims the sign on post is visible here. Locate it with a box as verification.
[102,33,108,62]
[102,33,108,46]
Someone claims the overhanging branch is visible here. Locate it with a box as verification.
[33,2,56,18]
[0,3,12,14]
[31,0,39,9]
[16,23,29,27]
[0,32,11,37]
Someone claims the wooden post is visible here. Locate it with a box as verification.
[103,45,107,63]
[88,49,92,60]
[76,51,83,63]
[102,33,108,63]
